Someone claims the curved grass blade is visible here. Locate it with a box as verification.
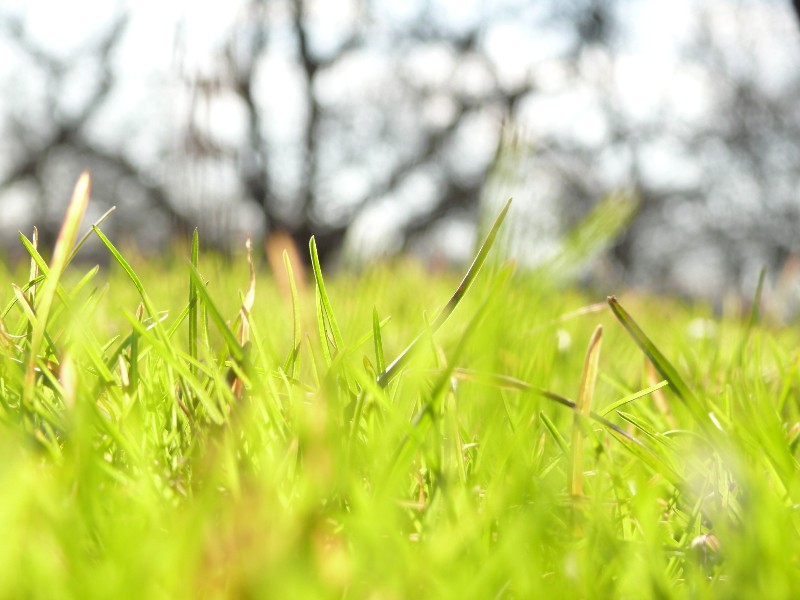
[376,197,512,388]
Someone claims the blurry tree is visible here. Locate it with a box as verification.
[0,0,621,262]
[0,11,194,252]
[0,0,799,299]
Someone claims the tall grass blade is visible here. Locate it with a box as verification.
[570,325,602,497]
[607,295,712,433]
[187,264,245,364]
[27,227,38,330]
[24,172,90,403]
[232,237,256,398]
[92,225,160,322]
[373,307,386,374]
[309,236,344,354]
[282,249,302,378]
[377,197,512,387]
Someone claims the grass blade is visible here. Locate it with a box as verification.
[571,325,602,497]
[598,380,669,417]
[92,225,160,322]
[187,263,245,365]
[373,307,386,374]
[607,295,711,433]
[282,249,302,378]
[24,172,90,403]
[377,197,512,387]
[309,236,344,355]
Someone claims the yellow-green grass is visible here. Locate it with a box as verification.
[0,180,799,599]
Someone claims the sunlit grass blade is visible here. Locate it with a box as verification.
[26,227,39,338]
[598,380,669,417]
[24,172,90,403]
[69,205,116,262]
[607,295,712,433]
[93,225,160,323]
[315,286,332,366]
[310,236,344,355]
[570,325,602,497]
[373,307,386,374]
[187,263,245,365]
[377,197,512,387]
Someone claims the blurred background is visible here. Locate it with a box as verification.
[0,0,799,304]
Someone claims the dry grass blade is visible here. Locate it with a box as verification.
[233,237,256,399]
[571,325,602,497]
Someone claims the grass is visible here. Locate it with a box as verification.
[1,175,800,598]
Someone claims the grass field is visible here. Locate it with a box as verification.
[1,175,799,598]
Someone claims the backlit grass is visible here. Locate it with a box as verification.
[1,176,799,598]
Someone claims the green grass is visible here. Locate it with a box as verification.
[1,178,800,599]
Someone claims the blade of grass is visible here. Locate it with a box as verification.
[309,236,344,354]
[571,325,602,497]
[24,172,90,403]
[598,380,669,417]
[607,295,712,434]
[315,285,332,367]
[373,307,386,374]
[26,227,39,342]
[540,411,568,455]
[377,197,512,387]
[282,249,302,378]
[187,263,245,365]
[232,237,256,399]
[69,205,116,262]
[92,226,160,324]
[388,264,513,479]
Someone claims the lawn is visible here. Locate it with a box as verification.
[1,175,799,598]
